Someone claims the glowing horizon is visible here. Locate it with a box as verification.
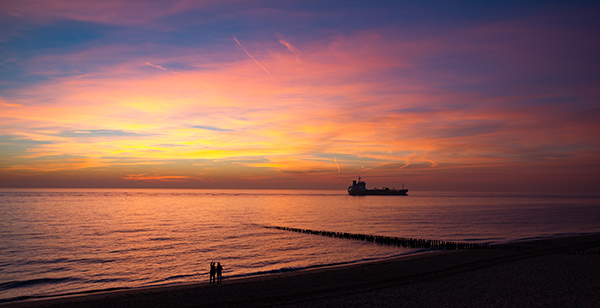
[1,1,599,192]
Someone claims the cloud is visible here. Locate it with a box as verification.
[59,129,143,138]
[423,152,438,167]
[275,33,301,62]
[145,62,214,88]
[0,135,55,158]
[145,62,168,71]
[122,174,199,182]
[0,101,22,108]
[278,39,300,54]
[0,135,54,145]
[190,125,233,132]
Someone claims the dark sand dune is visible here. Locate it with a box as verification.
[4,234,600,308]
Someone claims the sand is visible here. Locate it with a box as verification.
[3,234,600,308]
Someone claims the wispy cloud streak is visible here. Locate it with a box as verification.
[145,62,213,88]
[275,34,301,62]
[233,36,275,80]
[122,174,199,182]
[190,125,233,132]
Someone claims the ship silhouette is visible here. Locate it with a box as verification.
[347,176,408,195]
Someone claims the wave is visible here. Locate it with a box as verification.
[225,250,431,280]
[0,286,130,304]
[21,257,116,266]
[507,232,600,244]
[154,273,199,284]
[461,237,505,243]
[0,277,80,291]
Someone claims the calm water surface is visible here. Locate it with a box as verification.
[1,189,599,302]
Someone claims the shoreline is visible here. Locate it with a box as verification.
[0,249,437,305]
[3,233,600,307]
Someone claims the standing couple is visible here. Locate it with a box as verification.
[209,261,223,284]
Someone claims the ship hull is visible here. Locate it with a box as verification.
[348,189,408,196]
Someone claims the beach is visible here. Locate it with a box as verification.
[4,234,599,308]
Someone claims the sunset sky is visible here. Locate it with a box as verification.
[1,1,599,192]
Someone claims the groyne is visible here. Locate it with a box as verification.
[265,225,491,250]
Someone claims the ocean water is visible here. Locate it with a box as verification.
[1,189,599,302]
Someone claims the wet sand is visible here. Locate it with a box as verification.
[4,234,600,308]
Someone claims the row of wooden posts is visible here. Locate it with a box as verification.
[265,225,491,250]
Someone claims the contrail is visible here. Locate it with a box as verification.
[233,36,274,80]
[145,62,214,89]
[334,156,341,173]
[146,62,185,76]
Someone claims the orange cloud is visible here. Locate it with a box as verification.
[122,174,200,182]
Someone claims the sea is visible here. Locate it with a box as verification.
[1,188,599,303]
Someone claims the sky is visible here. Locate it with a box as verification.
[1,0,599,192]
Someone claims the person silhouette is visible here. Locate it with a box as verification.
[216,262,223,283]
[210,261,216,284]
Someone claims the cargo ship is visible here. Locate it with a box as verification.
[347,176,408,195]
